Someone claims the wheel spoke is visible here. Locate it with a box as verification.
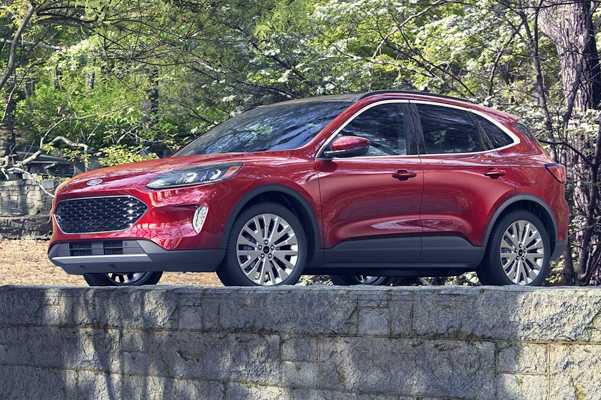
[273,252,297,270]
[525,253,543,267]
[243,223,263,244]
[270,223,292,244]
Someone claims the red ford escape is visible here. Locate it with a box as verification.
[48,91,569,287]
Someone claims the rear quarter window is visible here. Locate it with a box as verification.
[514,121,541,145]
[474,114,515,148]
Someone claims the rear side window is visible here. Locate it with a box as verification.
[474,114,514,148]
[417,104,484,154]
[338,103,408,156]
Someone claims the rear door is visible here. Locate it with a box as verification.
[413,102,516,264]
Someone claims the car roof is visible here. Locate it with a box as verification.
[265,91,478,106]
[257,91,519,122]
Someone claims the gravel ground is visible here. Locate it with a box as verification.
[0,239,222,287]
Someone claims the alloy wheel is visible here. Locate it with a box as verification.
[236,213,300,285]
[499,219,545,285]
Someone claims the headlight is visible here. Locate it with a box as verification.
[146,163,242,189]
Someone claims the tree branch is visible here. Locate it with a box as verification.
[0,2,36,93]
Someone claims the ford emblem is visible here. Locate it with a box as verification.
[87,179,103,186]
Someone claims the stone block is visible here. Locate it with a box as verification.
[123,351,149,375]
[282,361,319,387]
[412,286,601,341]
[179,305,203,330]
[122,329,148,352]
[497,374,548,400]
[282,335,319,361]
[0,286,45,325]
[498,343,548,373]
[358,307,389,336]
[0,365,65,399]
[389,291,413,337]
[0,326,17,344]
[319,337,495,398]
[68,370,122,400]
[41,305,61,325]
[148,331,281,384]
[204,287,360,335]
[550,344,601,399]
[11,326,120,371]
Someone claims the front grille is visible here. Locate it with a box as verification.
[54,196,148,234]
[67,241,125,256]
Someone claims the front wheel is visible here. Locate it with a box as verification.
[330,275,393,286]
[83,271,163,286]
[477,210,550,286]
[217,202,307,286]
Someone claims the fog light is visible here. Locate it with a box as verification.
[192,205,208,233]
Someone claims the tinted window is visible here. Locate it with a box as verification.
[514,121,540,145]
[338,103,407,156]
[175,101,350,155]
[418,104,484,154]
[475,114,514,148]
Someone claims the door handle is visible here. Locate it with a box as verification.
[392,170,417,181]
[484,168,506,179]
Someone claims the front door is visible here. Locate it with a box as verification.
[316,101,424,264]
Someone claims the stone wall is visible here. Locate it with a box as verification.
[0,179,60,238]
[1,285,600,399]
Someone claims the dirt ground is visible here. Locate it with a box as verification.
[0,239,222,287]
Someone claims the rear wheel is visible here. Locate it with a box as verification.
[477,210,550,286]
[217,202,307,286]
[330,275,393,286]
[83,271,163,286]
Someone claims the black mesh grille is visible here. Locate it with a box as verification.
[54,196,148,234]
[69,242,92,256]
[103,240,125,255]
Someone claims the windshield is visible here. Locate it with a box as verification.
[174,101,350,156]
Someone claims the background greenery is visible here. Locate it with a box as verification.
[1,0,600,285]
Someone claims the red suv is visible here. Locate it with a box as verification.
[48,91,569,287]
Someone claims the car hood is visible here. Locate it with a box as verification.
[57,151,293,195]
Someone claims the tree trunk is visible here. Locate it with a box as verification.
[539,1,601,284]
[539,1,601,111]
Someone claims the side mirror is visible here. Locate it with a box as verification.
[323,136,370,158]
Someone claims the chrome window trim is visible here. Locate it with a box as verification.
[410,100,521,155]
[316,99,521,159]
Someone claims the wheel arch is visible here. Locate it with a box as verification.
[221,185,321,265]
[483,194,559,255]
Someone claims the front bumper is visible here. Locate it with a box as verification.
[49,240,225,275]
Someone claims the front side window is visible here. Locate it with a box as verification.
[417,104,484,154]
[174,101,350,156]
[337,103,408,156]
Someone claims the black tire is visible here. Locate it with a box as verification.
[217,202,307,286]
[83,271,163,287]
[330,275,393,286]
[477,210,550,286]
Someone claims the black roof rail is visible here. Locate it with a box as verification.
[357,90,479,104]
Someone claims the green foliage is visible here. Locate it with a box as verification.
[4,0,601,284]
[97,144,157,167]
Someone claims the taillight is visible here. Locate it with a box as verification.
[545,163,566,183]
